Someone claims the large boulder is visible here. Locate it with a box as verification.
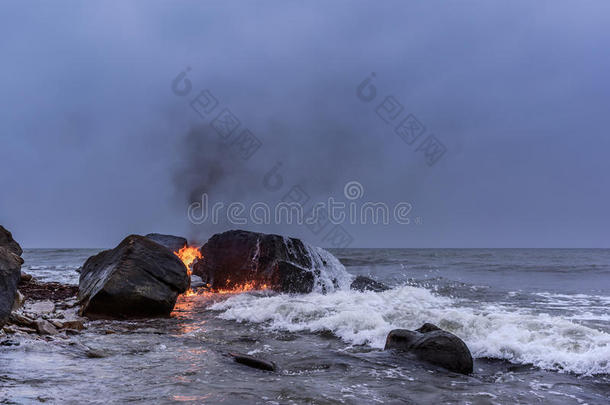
[0,247,23,328]
[145,233,187,253]
[384,323,473,374]
[78,235,189,318]
[193,230,348,293]
[0,225,22,256]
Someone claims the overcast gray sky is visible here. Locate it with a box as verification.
[1,1,609,248]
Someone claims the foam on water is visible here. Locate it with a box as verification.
[210,285,610,375]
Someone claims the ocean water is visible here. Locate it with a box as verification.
[1,248,609,404]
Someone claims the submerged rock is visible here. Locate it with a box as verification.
[229,352,277,372]
[0,225,22,256]
[78,235,189,318]
[145,233,187,253]
[193,230,347,293]
[384,323,473,374]
[0,246,23,329]
[350,275,389,292]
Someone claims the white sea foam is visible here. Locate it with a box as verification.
[210,285,610,375]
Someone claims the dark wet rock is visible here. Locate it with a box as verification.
[145,233,187,253]
[0,246,23,329]
[350,275,389,292]
[78,235,189,318]
[229,352,277,372]
[0,225,22,257]
[193,230,341,293]
[384,323,473,374]
[0,339,20,346]
[20,272,33,282]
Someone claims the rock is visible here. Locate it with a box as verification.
[11,290,24,311]
[350,276,389,292]
[0,246,23,329]
[384,323,473,374]
[0,225,22,256]
[229,352,276,372]
[35,319,58,335]
[49,308,86,330]
[0,339,20,346]
[25,300,55,315]
[145,233,187,253]
[60,319,85,330]
[8,312,35,327]
[190,274,205,288]
[193,230,347,293]
[20,272,33,282]
[78,235,189,318]
[50,320,63,328]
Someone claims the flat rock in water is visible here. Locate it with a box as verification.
[0,246,22,329]
[145,233,187,253]
[229,352,276,372]
[78,235,189,318]
[193,230,345,293]
[384,323,473,375]
[35,319,58,335]
[25,300,56,314]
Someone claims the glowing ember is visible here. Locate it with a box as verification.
[174,246,202,276]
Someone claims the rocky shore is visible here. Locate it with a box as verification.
[0,226,475,375]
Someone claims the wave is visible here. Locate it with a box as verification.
[210,286,610,376]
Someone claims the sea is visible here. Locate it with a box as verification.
[1,248,609,404]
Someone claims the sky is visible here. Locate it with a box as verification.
[1,1,609,248]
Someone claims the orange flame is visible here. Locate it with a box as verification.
[174,245,202,276]
[174,246,202,296]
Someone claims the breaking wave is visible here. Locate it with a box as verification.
[210,285,610,375]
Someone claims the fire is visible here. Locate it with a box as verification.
[173,246,269,296]
[210,281,269,294]
[174,245,202,276]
